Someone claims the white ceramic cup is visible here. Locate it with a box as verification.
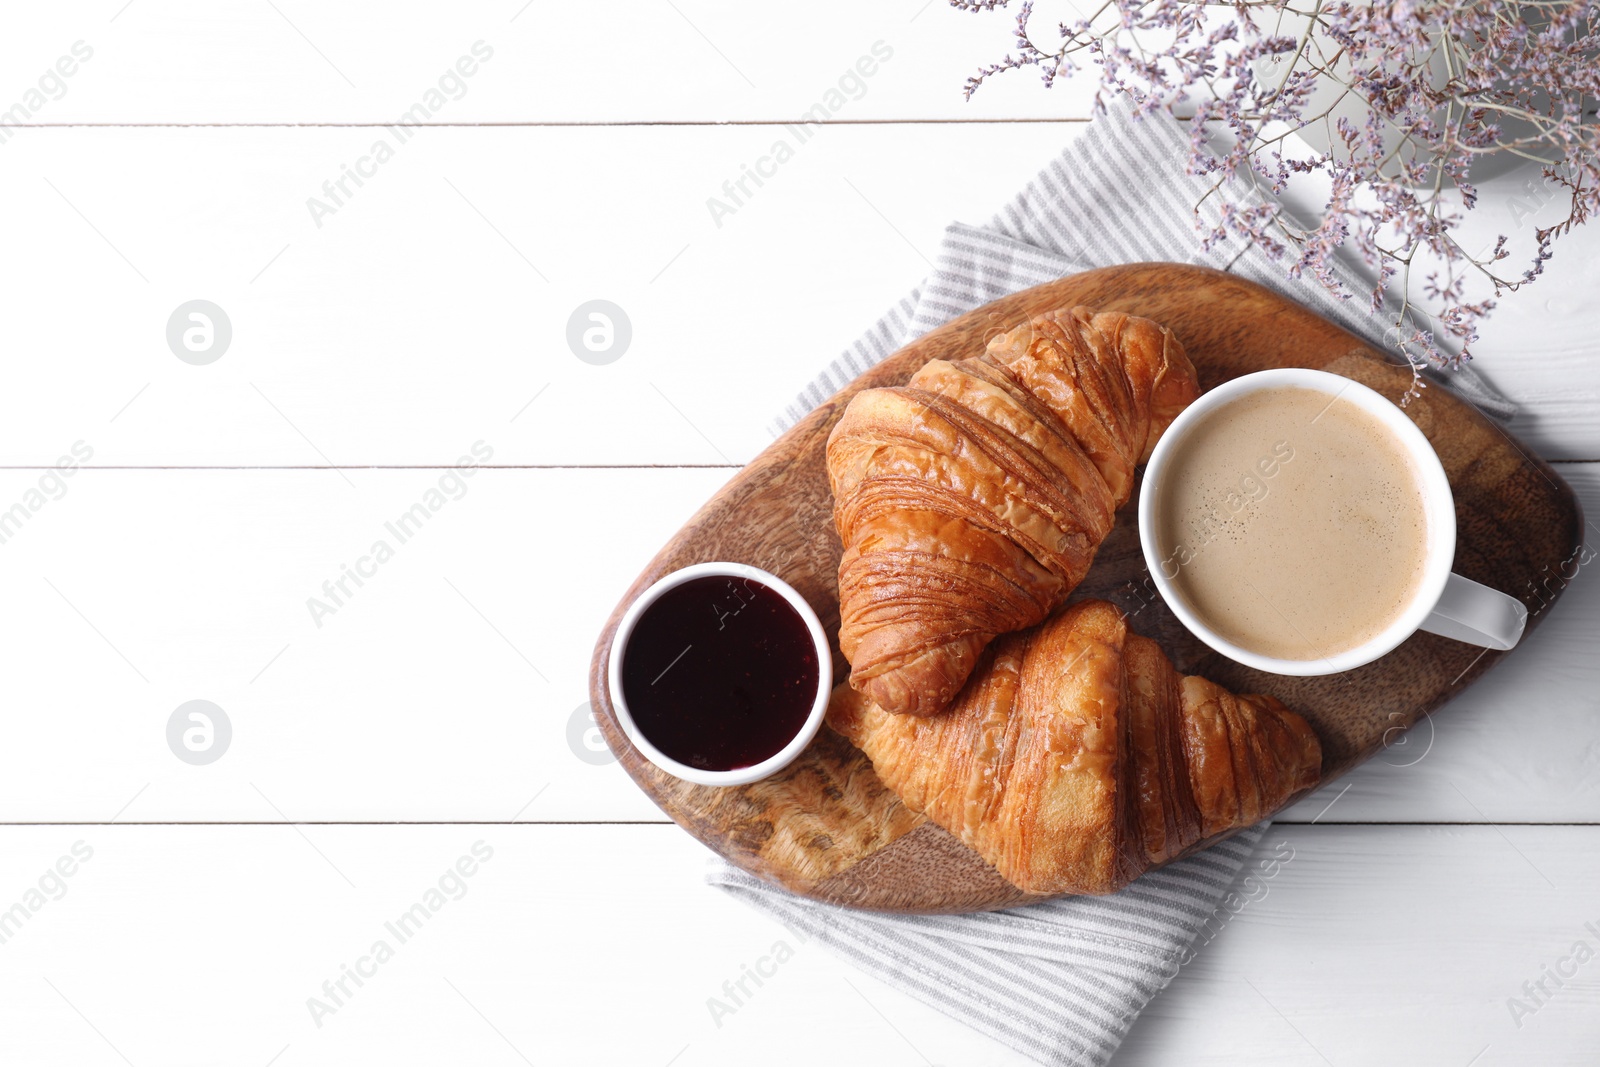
[607,562,833,787]
[1138,368,1527,676]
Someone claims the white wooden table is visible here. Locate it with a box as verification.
[2,4,1596,1064]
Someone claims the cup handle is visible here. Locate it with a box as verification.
[1418,573,1528,651]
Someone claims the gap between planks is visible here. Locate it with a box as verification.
[0,820,1594,827]
[4,459,1596,471]
[0,464,744,471]
[0,118,1096,130]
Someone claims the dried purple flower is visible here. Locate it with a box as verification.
[962,0,1600,397]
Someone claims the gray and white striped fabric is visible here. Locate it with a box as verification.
[715,101,1516,1067]
[774,99,1513,434]
[710,825,1268,1067]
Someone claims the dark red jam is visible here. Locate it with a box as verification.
[621,575,819,771]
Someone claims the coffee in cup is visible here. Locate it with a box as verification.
[1151,384,1430,661]
[1139,369,1526,675]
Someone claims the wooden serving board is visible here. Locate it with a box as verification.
[587,263,1584,914]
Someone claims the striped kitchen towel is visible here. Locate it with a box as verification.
[714,100,1516,1067]
[774,98,1514,434]
[710,825,1276,1067]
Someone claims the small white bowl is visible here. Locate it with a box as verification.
[607,562,832,787]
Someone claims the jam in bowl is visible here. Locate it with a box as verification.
[607,562,832,787]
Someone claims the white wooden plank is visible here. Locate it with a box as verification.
[0,824,1019,1067]
[0,467,721,824]
[1,123,1593,467]
[0,823,1593,1065]
[0,123,1065,468]
[0,0,1096,124]
[1120,824,1600,1065]
[0,464,1594,824]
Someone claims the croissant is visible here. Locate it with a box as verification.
[827,306,1199,717]
[826,600,1322,896]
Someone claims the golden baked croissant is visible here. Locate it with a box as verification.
[827,306,1200,717]
[826,600,1322,896]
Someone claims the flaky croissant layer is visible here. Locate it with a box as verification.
[827,600,1322,896]
[828,306,1200,718]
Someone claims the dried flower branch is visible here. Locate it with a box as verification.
[962,0,1600,395]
